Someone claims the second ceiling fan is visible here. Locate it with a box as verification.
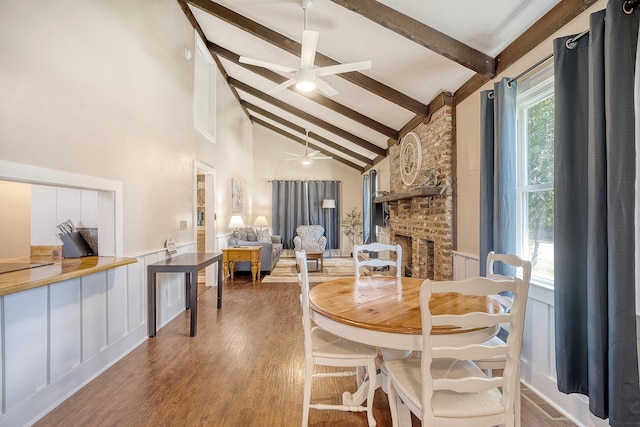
[239,0,371,97]
[285,129,332,164]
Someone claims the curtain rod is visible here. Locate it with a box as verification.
[505,28,590,86]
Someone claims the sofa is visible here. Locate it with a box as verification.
[228,227,283,273]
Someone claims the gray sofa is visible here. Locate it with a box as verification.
[228,227,283,273]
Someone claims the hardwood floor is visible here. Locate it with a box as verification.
[36,273,577,427]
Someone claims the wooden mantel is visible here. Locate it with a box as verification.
[374,186,442,203]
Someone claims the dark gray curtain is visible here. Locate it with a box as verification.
[271,180,341,249]
[272,180,306,249]
[363,173,371,244]
[479,77,518,276]
[308,181,341,249]
[554,2,640,424]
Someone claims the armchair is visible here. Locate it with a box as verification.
[293,225,327,252]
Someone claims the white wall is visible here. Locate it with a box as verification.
[0,0,252,257]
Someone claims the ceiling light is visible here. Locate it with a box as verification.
[295,68,316,92]
[295,80,316,92]
[302,159,312,165]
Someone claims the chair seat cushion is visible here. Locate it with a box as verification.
[311,326,377,359]
[385,358,503,418]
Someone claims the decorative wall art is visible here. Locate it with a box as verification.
[400,131,422,186]
[231,178,244,213]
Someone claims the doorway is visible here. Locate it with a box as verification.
[195,161,217,287]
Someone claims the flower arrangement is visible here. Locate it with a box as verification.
[342,207,363,250]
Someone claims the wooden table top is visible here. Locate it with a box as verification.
[309,276,501,336]
[0,256,137,297]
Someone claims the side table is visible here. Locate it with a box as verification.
[147,252,223,338]
[222,246,262,285]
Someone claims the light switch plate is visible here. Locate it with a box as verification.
[179,220,188,230]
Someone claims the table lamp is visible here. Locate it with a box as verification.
[228,215,245,247]
[253,215,269,230]
[322,199,336,250]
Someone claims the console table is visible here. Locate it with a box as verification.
[222,246,262,286]
[147,252,223,338]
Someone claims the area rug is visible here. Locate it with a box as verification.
[262,256,355,283]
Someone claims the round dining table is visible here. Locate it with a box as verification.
[309,275,501,352]
[308,275,502,426]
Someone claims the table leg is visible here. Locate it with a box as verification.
[217,259,223,309]
[250,260,258,286]
[188,271,197,337]
[320,255,324,271]
[147,271,157,338]
[185,272,191,310]
[229,261,235,281]
[341,348,412,407]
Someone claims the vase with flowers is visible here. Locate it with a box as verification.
[342,207,363,256]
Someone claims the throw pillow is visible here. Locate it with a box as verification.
[238,228,249,241]
[256,229,271,243]
[246,227,257,241]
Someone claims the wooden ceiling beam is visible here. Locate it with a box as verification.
[229,78,387,157]
[243,101,374,166]
[251,117,364,172]
[184,0,431,118]
[454,0,600,105]
[208,41,398,140]
[329,0,495,78]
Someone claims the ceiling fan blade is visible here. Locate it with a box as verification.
[307,149,320,157]
[315,60,372,77]
[300,30,319,69]
[267,78,297,95]
[312,156,332,160]
[238,56,297,73]
[316,78,339,97]
[284,152,303,157]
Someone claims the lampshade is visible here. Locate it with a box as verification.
[228,215,245,229]
[253,216,269,227]
[322,199,336,209]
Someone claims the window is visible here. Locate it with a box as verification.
[193,33,216,142]
[516,68,554,286]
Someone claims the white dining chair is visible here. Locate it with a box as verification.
[385,275,529,427]
[353,242,402,278]
[475,252,531,427]
[295,250,378,427]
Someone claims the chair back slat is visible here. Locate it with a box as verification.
[353,243,402,278]
[420,275,530,423]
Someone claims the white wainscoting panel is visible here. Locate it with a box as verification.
[50,278,82,383]
[452,251,479,280]
[4,286,49,410]
[107,267,128,345]
[82,272,108,360]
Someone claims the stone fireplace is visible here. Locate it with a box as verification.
[377,94,454,281]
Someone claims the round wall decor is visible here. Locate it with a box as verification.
[400,132,422,185]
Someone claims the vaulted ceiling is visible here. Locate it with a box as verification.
[178,0,598,172]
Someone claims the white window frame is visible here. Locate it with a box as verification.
[193,33,216,143]
[515,68,554,288]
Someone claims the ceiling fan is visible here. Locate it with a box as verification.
[238,0,371,97]
[285,130,332,164]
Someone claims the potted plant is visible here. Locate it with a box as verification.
[342,207,363,256]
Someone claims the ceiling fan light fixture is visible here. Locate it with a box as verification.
[296,80,316,92]
[295,68,316,92]
[302,159,313,165]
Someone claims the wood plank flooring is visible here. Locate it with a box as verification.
[35,272,577,427]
